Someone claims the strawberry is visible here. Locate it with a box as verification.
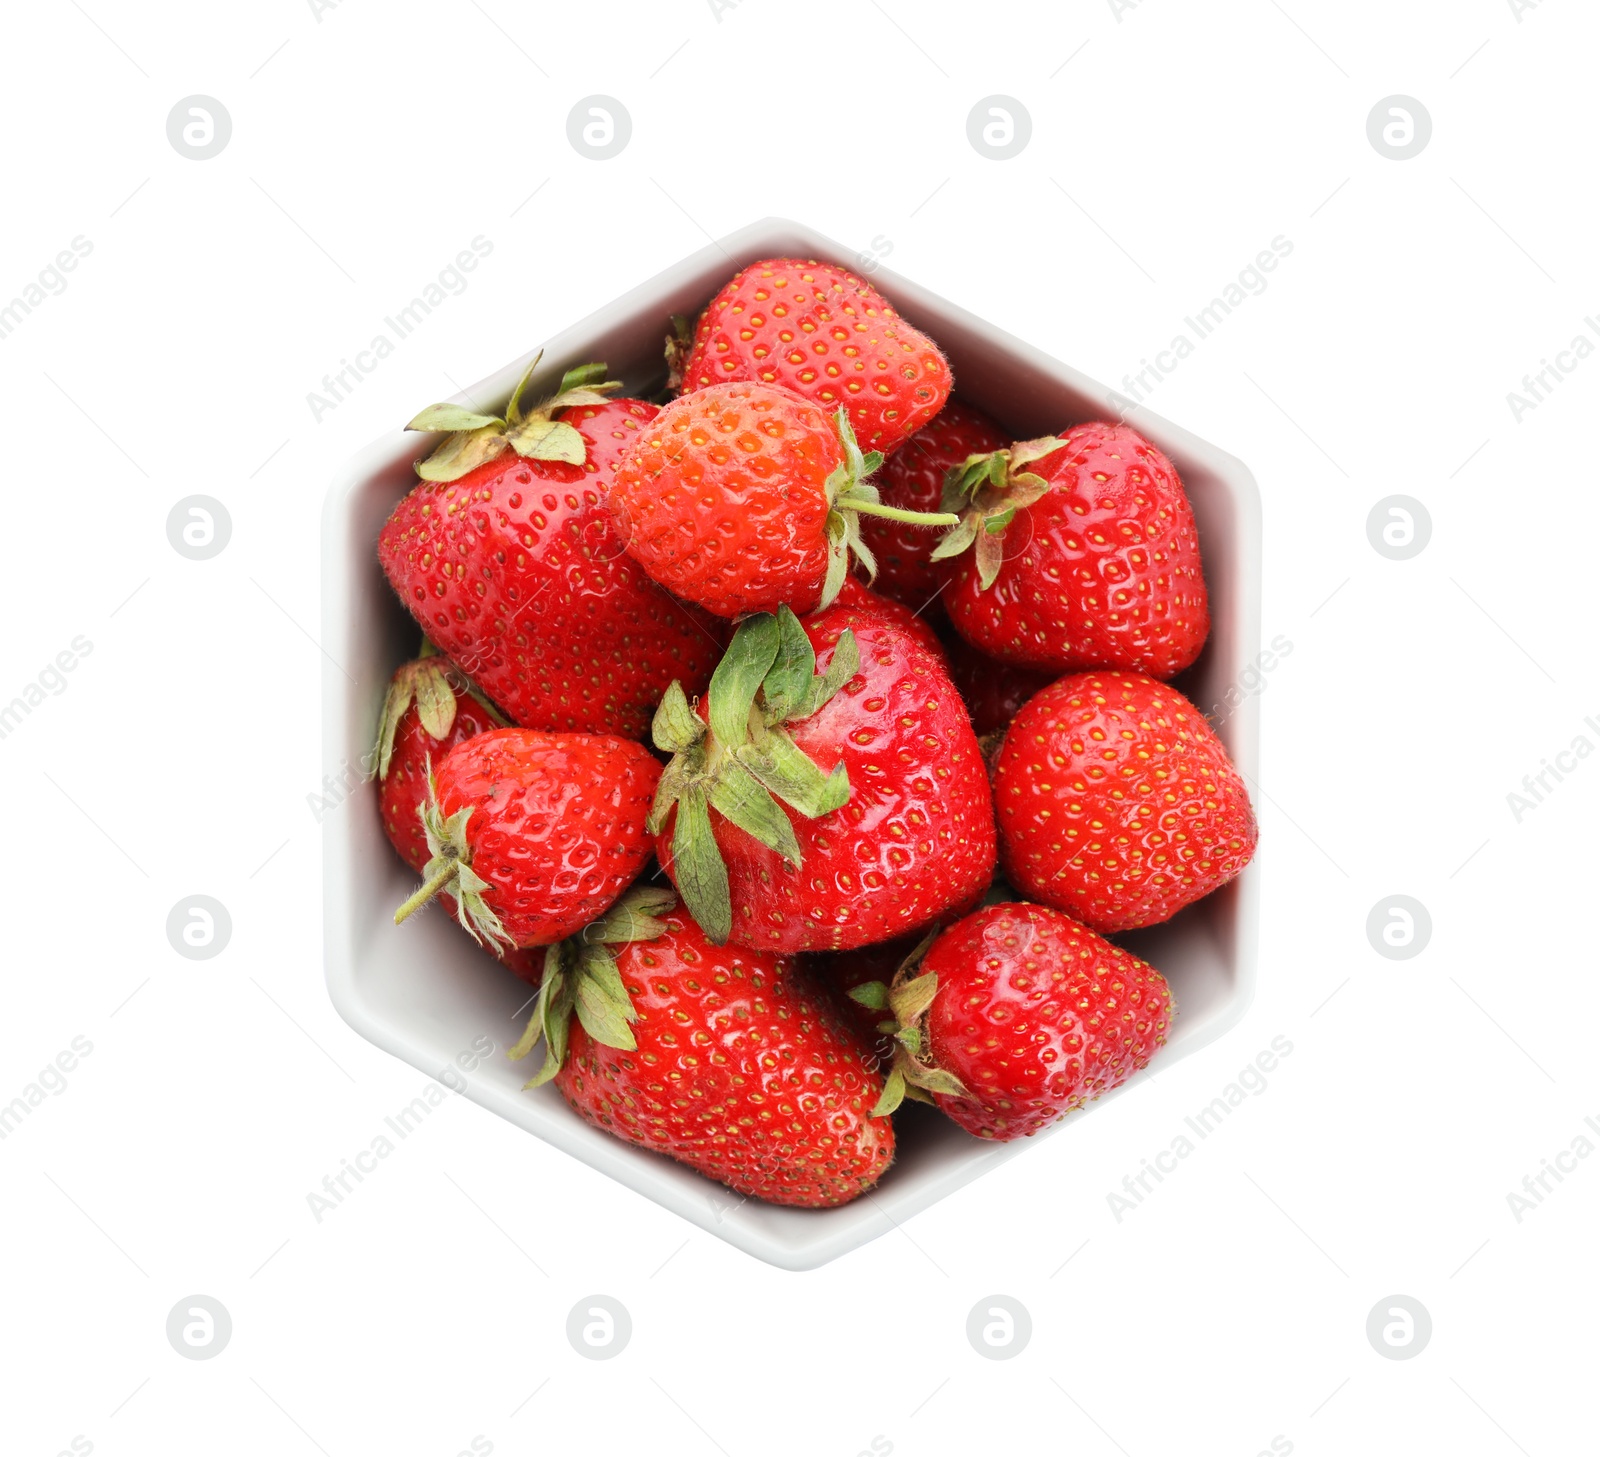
[372,647,506,872]
[392,726,660,950]
[371,650,544,982]
[854,901,1172,1140]
[378,357,721,741]
[509,887,894,1208]
[995,671,1256,932]
[828,577,946,665]
[609,381,955,619]
[856,400,1010,619]
[648,603,996,954]
[943,635,1054,736]
[676,257,951,455]
[935,421,1210,679]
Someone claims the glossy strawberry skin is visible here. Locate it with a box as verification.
[610,382,842,619]
[828,577,946,665]
[943,635,1055,736]
[923,902,1172,1140]
[658,607,996,954]
[378,399,721,741]
[561,396,657,478]
[859,401,1009,618]
[376,666,542,982]
[556,909,894,1208]
[679,257,951,455]
[945,422,1210,679]
[995,672,1256,933]
[434,728,660,947]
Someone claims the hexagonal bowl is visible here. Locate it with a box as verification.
[320,217,1262,1270]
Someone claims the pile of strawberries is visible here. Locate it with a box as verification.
[372,258,1257,1209]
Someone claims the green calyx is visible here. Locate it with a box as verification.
[648,607,860,945]
[929,435,1065,590]
[849,931,968,1117]
[507,886,676,1088]
[405,352,622,482]
[818,407,960,610]
[392,766,512,952]
[371,645,508,781]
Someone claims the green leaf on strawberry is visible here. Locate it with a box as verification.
[929,436,1064,590]
[405,351,624,483]
[507,886,676,1087]
[647,607,860,943]
[850,931,970,1118]
[395,791,514,953]
[371,647,507,781]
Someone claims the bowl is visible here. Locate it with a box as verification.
[320,217,1262,1270]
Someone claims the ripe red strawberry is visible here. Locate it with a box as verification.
[828,577,946,665]
[610,381,955,619]
[370,650,544,981]
[995,671,1256,932]
[856,401,1010,618]
[649,603,995,953]
[857,901,1173,1140]
[937,421,1209,679]
[943,635,1054,736]
[509,888,894,1208]
[393,727,660,949]
[677,257,951,455]
[378,358,721,741]
[373,649,505,871]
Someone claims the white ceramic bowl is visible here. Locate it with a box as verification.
[320,218,1262,1270]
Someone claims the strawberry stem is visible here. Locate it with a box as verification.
[845,499,959,527]
[393,858,457,925]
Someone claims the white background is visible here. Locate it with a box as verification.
[2,1,1594,1453]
